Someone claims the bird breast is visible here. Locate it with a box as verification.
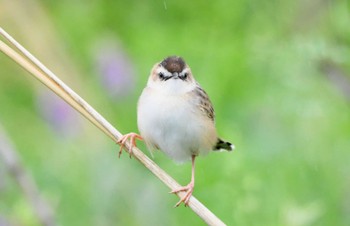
[137,87,217,162]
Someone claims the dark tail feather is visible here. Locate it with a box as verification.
[213,138,235,151]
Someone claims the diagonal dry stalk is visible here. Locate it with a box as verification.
[0,27,226,226]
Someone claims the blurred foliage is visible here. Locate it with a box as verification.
[0,0,350,225]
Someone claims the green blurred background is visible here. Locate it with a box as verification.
[1,0,349,225]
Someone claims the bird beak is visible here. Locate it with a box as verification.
[172,72,179,79]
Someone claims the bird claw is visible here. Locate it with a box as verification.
[117,133,143,158]
[170,182,194,207]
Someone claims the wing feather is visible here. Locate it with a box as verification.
[191,83,215,121]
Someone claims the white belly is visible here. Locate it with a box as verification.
[137,88,217,163]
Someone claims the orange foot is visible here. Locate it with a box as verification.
[117,133,143,158]
[170,181,194,207]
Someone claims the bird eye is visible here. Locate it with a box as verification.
[158,72,165,79]
[179,72,188,80]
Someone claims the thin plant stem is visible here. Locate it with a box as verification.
[0,125,56,226]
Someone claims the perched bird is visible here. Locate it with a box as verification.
[118,56,234,207]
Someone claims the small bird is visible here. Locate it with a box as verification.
[118,56,234,207]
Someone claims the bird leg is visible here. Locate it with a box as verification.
[117,133,143,158]
[170,155,196,207]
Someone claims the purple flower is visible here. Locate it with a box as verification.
[94,38,136,99]
[37,90,80,138]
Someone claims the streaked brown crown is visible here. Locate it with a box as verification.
[160,56,186,73]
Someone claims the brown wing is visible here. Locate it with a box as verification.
[192,83,215,121]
